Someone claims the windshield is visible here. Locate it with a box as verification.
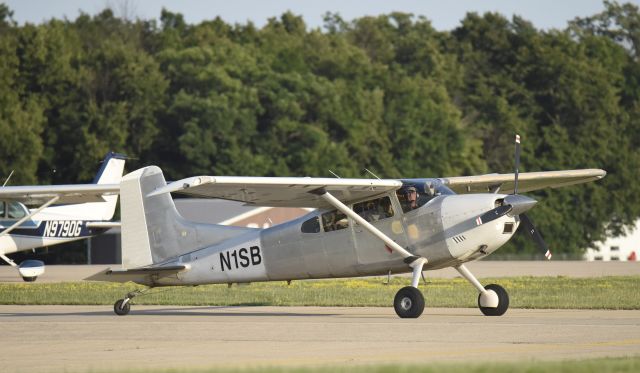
[397,179,454,213]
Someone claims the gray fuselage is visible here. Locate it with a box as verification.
[151,191,518,286]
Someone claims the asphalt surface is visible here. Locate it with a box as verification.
[1,261,639,282]
[1,262,638,372]
[0,305,638,373]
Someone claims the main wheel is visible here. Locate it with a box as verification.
[394,286,425,318]
[478,284,509,316]
[114,299,131,316]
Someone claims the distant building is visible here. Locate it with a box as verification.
[584,220,640,261]
[86,199,312,264]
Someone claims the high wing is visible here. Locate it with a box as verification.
[148,169,605,208]
[0,184,120,205]
[148,176,402,208]
[441,169,606,194]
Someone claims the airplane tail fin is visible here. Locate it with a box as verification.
[120,166,254,269]
[93,152,127,184]
[39,152,126,221]
[89,152,126,220]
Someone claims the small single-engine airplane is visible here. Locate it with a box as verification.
[0,153,125,281]
[91,136,606,318]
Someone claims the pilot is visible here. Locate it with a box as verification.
[403,186,418,211]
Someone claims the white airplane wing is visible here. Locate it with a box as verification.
[148,176,402,208]
[440,169,606,194]
[0,184,120,205]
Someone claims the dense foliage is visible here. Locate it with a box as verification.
[1,2,639,255]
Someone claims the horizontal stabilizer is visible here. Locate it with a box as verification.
[107,265,189,275]
[85,265,190,284]
[86,221,121,229]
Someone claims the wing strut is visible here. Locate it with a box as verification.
[0,196,60,268]
[311,188,427,286]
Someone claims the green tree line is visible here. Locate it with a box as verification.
[1,1,639,255]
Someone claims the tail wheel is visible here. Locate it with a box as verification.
[394,286,425,318]
[478,284,509,316]
[114,299,131,316]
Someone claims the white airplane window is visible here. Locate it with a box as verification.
[321,210,349,232]
[353,196,394,222]
[7,202,27,219]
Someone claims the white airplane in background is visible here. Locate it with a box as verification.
[0,153,125,281]
[90,135,606,318]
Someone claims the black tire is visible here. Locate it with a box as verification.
[394,286,425,318]
[478,284,509,316]
[114,299,131,316]
[22,276,37,282]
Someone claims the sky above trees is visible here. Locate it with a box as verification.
[5,0,618,31]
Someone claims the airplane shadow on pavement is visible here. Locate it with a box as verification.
[0,306,340,318]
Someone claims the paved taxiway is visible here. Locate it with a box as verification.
[1,305,639,373]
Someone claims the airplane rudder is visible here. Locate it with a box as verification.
[94,152,127,184]
[119,166,163,268]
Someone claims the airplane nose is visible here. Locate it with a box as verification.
[503,194,537,216]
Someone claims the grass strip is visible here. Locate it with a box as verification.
[0,276,638,309]
[92,356,640,373]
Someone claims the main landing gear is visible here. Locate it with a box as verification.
[393,263,509,318]
[394,257,427,318]
[394,286,425,318]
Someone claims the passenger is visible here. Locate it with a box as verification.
[365,201,378,221]
[323,212,336,231]
[379,198,393,218]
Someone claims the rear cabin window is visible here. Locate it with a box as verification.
[321,210,349,232]
[353,196,394,222]
[301,216,321,233]
[7,202,27,219]
[0,201,29,220]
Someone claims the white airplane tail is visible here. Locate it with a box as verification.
[120,166,255,269]
[35,153,126,221]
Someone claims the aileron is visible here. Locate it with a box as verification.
[442,169,606,194]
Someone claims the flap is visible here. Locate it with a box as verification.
[147,176,403,208]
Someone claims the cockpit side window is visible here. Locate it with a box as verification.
[7,202,27,219]
[321,210,349,232]
[397,187,420,213]
[353,196,394,223]
[301,216,321,233]
[0,202,5,218]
